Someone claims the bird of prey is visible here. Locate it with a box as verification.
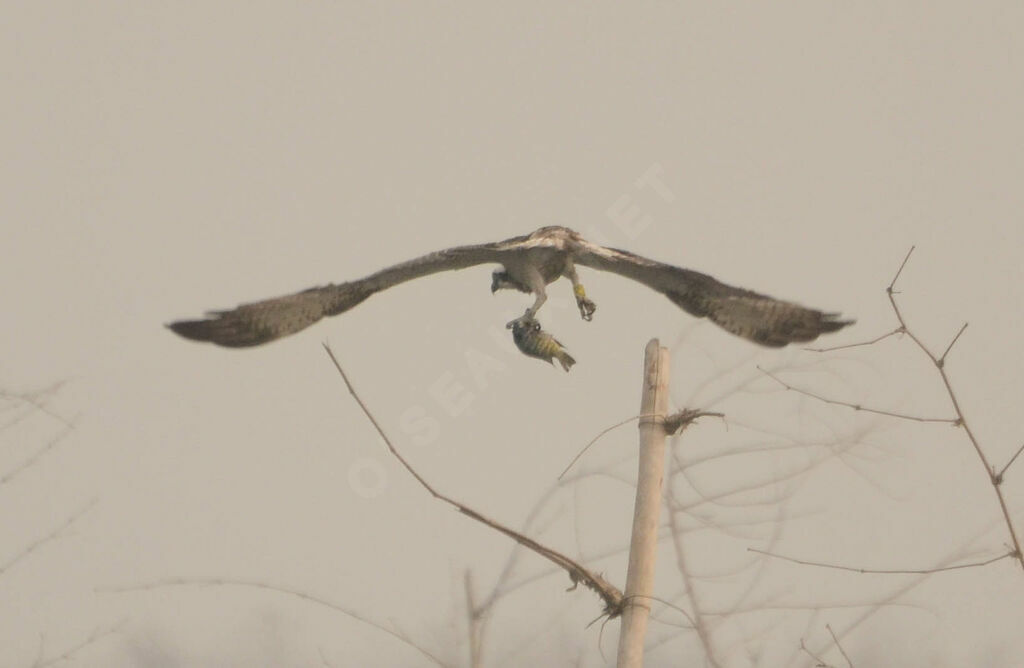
[168,226,852,349]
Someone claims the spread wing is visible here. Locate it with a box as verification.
[168,236,530,347]
[572,241,852,347]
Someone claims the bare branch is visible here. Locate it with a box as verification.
[805,326,904,353]
[827,623,854,668]
[887,245,915,292]
[620,594,698,630]
[757,367,957,424]
[32,620,123,668]
[802,518,1011,661]
[748,546,1015,574]
[800,638,832,667]
[1,423,75,486]
[0,382,74,429]
[1,498,97,578]
[665,455,722,668]
[101,577,450,667]
[939,322,968,364]
[997,442,1024,481]
[322,342,624,618]
[880,251,1024,570]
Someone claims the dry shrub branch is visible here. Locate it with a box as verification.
[322,342,626,618]
[760,246,1023,574]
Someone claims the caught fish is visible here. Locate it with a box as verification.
[509,319,576,371]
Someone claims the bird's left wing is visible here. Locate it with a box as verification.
[572,240,852,347]
[168,236,528,348]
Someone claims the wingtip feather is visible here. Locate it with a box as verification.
[167,316,273,348]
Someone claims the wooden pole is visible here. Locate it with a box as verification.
[616,339,670,667]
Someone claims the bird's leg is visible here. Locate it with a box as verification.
[506,291,546,328]
[564,262,596,321]
[506,271,547,329]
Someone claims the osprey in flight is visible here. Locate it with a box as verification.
[168,226,852,349]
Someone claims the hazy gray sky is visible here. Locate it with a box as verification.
[3,2,1023,666]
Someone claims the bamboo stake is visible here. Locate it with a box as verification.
[616,339,670,667]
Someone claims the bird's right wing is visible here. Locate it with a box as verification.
[167,236,528,348]
[572,240,852,347]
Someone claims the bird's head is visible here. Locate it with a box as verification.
[491,269,529,294]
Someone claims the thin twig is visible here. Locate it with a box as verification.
[1,423,76,486]
[1,498,97,578]
[800,638,831,667]
[757,367,956,424]
[558,410,722,480]
[665,454,723,668]
[800,518,1008,662]
[939,323,968,364]
[101,577,449,667]
[888,245,915,290]
[826,623,853,668]
[557,413,659,480]
[805,327,904,353]
[33,620,123,668]
[0,382,74,429]
[882,249,1024,571]
[322,342,624,618]
[472,483,567,642]
[997,442,1024,481]
[748,547,1015,574]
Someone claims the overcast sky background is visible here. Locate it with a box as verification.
[3,2,1024,666]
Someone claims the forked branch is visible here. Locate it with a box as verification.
[884,248,1024,570]
[782,247,1024,571]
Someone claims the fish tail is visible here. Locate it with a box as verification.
[538,338,562,359]
[537,335,575,371]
